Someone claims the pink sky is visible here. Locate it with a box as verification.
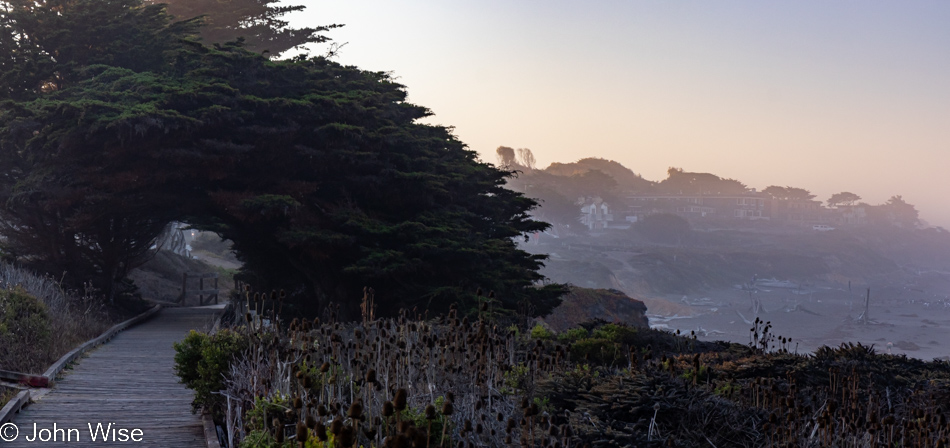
[288,1,950,227]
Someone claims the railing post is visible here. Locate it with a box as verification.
[181,272,188,304]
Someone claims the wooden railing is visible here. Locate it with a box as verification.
[179,272,219,306]
[0,305,161,423]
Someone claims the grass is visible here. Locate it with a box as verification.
[0,385,17,405]
[0,263,113,374]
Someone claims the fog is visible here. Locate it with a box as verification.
[508,158,950,359]
[292,1,950,228]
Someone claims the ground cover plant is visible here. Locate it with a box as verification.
[0,263,113,374]
[176,291,950,447]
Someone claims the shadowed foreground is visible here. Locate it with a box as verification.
[5,307,219,447]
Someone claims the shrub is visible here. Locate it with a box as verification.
[0,287,52,372]
[246,394,290,432]
[557,327,590,344]
[530,323,553,340]
[591,323,639,345]
[560,323,639,366]
[569,338,625,366]
[501,363,531,394]
[173,329,248,413]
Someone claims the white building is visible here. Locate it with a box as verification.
[579,197,613,231]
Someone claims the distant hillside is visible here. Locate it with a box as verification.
[544,157,654,192]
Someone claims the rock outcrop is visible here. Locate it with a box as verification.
[543,286,648,332]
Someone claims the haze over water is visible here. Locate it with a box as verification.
[289,2,950,227]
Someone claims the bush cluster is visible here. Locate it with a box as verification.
[0,287,52,372]
[173,328,249,414]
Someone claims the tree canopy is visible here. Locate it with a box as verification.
[873,195,919,229]
[827,192,861,208]
[658,168,746,195]
[545,158,653,192]
[152,0,341,56]
[0,0,563,316]
[763,186,816,201]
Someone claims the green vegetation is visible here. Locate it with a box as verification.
[173,329,249,414]
[0,287,52,371]
[0,386,16,405]
[529,323,553,340]
[0,264,113,374]
[558,327,589,344]
[154,0,339,57]
[176,300,950,447]
[0,0,565,317]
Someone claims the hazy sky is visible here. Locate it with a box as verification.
[287,2,950,227]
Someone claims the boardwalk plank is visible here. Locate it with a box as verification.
[4,308,219,447]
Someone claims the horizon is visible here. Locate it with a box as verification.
[287,1,950,228]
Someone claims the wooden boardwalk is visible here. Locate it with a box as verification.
[4,307,219,447]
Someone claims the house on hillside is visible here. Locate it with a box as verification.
[771,198,823,224]
[624,192,770,221]
[825,205,867,226]
[578,197,613,231]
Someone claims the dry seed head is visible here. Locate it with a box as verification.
[383,401,395,417]
[441,401,454,416]
[330,417,343,435]
[394,388,408,411]
[296,422,309,443]
[347,402,364,420]
[528,403,539,417]
[425,404,436,420]
[316,421,328,441]
[339,426,356,448]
